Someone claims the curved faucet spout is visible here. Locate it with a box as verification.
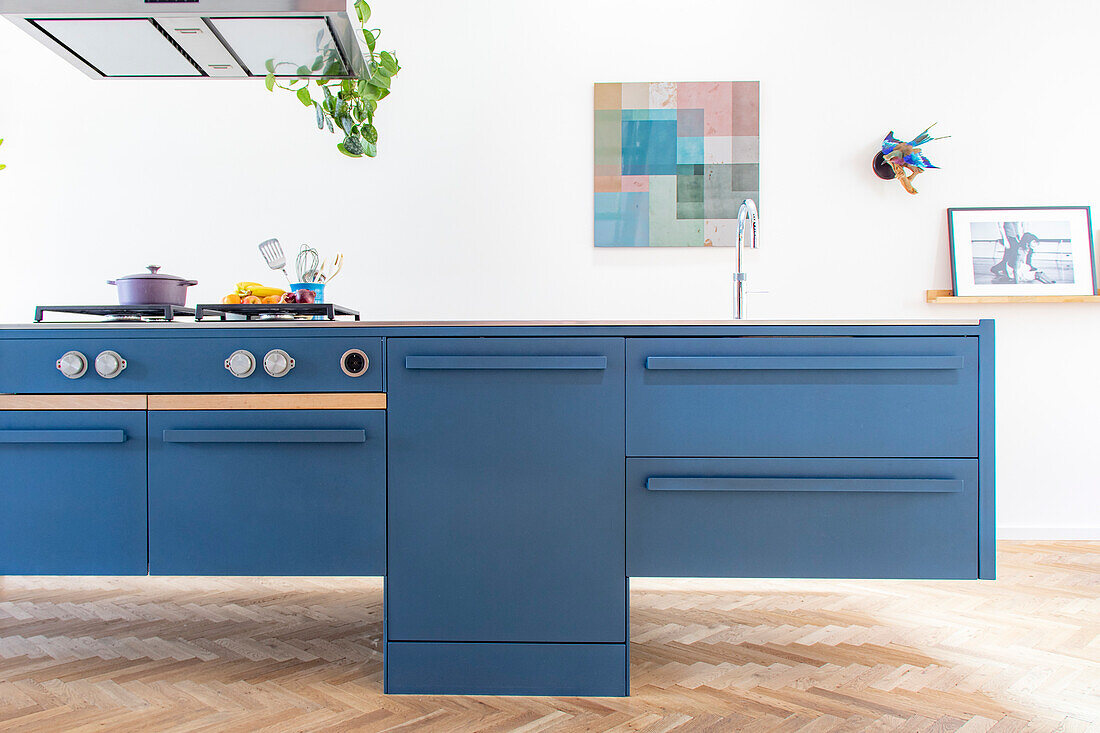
[734,199,758,319]
[737,198,758,251]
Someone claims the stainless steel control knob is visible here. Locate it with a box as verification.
[225,349,256,378]
[57,351,88,379]
[95,350,127,379]
[263,349,295,378]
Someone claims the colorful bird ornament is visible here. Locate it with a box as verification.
[879,124,949,194]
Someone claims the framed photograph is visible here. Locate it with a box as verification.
[948,207,1095,297]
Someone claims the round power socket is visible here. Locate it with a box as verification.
[341,349,369,377]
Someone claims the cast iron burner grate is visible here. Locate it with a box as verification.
[34,305,197,322]
[194,303,360,321]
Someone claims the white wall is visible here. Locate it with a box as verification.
[1,0,1098,537]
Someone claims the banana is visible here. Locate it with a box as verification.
[250,286,288,297]
[235,282,286,297]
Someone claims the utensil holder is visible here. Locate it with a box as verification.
[290,282,326,320]
[290,283,325,304]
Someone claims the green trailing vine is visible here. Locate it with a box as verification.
[264,1,400,158]
[0,138,6,171]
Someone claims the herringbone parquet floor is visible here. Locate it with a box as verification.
[0,541,1096,732]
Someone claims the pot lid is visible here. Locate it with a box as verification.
[115,265,191,282]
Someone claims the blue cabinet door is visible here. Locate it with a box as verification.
[628,457,978,578]
[148,409,385,575]
[627,337,978,458]
[386,337,626,643]
[0,410,147,575]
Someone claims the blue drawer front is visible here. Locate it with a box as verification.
[0,411,147,575]
[386,337,626,643]
[385,642,628,696]
[627,337,978,458]
[149,409,385,575]
[0,335,381,393]
[627,457,978,578]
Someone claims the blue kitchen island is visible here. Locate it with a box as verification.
[0,319,995,696]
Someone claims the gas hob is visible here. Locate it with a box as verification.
[33,303,360,323]
[34,305,196,323]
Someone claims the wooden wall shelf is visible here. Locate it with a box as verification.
[926,289,1100,304]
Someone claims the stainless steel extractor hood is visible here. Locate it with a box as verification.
[0,1,366,79]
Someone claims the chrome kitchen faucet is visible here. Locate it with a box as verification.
[734,198,758,319]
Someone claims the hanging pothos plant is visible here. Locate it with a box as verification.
[0,138,6,171]
[265,1,400,158]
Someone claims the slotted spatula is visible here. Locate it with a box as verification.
[258,238,292,286]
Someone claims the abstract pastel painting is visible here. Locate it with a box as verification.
[594,81,759,247]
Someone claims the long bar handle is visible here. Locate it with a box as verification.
[645,477,963,493]
[405,355,608,370]
[0,429,127,444]
[162,429,366,444]
[644,355,964,371]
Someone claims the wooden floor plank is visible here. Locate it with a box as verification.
[0,541,1097,730]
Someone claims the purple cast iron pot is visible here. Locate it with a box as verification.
[108,266,198,306]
